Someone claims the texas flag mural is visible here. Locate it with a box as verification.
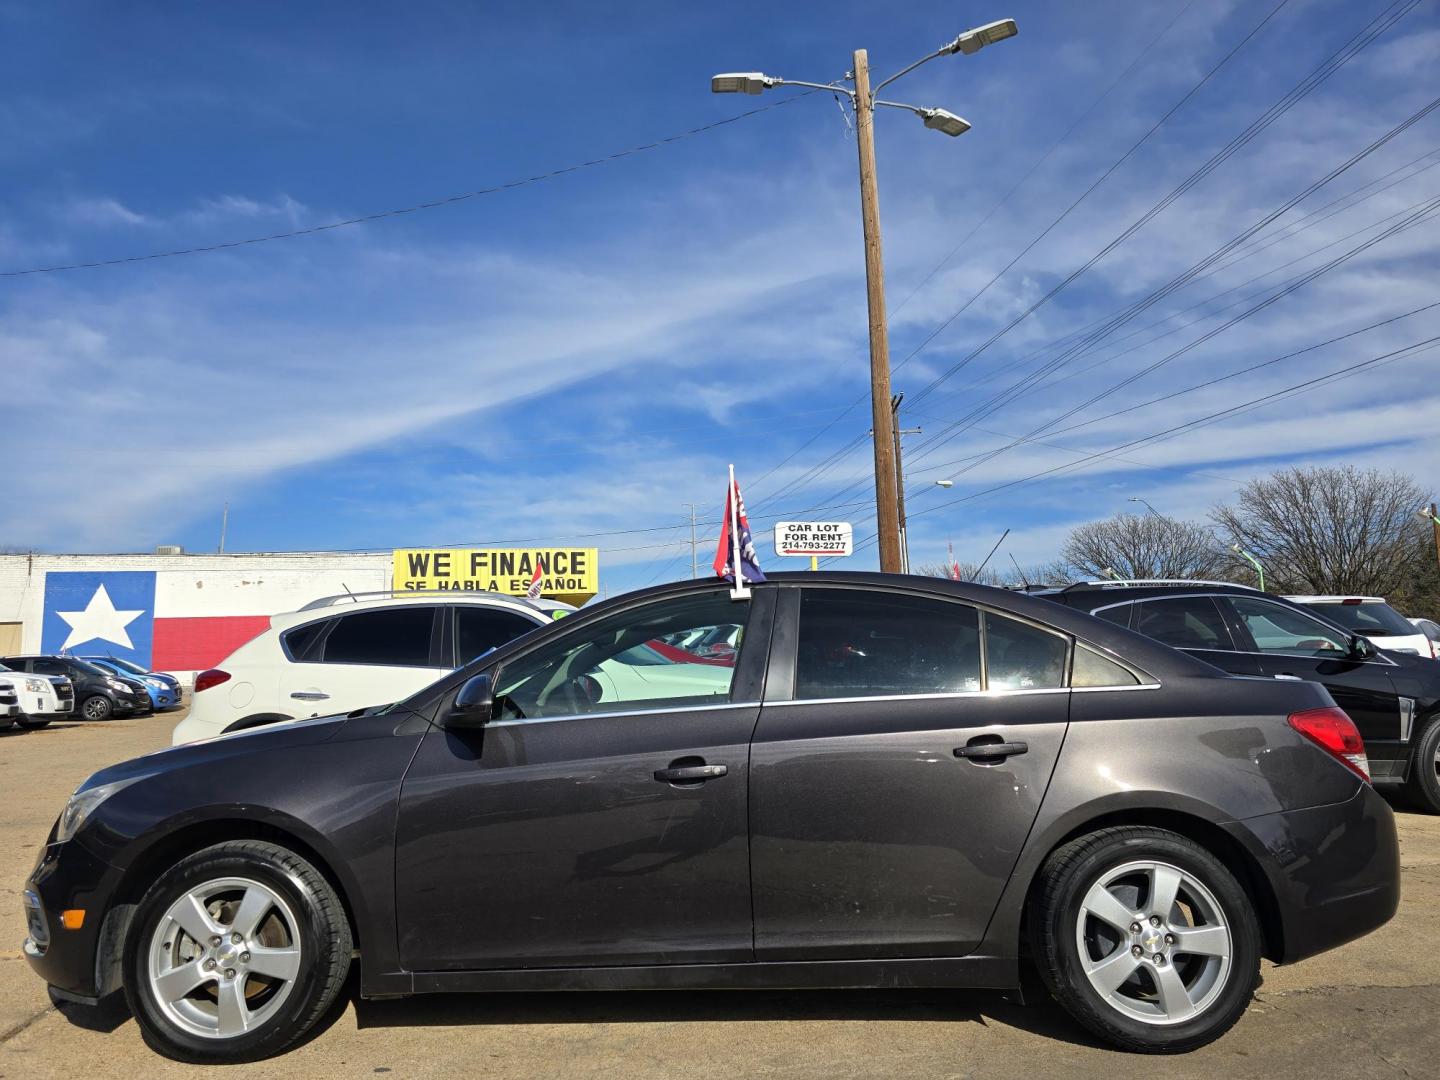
[41,571,270,672]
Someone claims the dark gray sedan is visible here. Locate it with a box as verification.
[24,573,1398,1062]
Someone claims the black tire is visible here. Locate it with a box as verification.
[1404,717,1440,814]
[16,716,51,730]
[80,694,114,721]
[1029,826,1261,1053]
[123,840,352,1064]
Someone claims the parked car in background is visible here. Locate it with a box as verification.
[25,574,1398,1061]
[80,656,183,711]
[0,655,150,721]
[1037,580,1440,813]
[172,591,574,744]
[1407,617,1440,660]
[0,662,72,730]
[1284,595,1431,657]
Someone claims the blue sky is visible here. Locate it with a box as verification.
[3,0,1439,595]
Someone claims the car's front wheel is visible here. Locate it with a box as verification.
[80,695,113,720]
[1405,717,1440,814]
[1030,826,1260,1053]
[124,840,352,1063]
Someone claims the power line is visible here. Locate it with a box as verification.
[901,0,1422,413]
[0,94,816,279]
[839,332,1440,561]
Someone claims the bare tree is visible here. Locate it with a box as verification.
[1061,513,1229,580]
[1213,466,1432,597]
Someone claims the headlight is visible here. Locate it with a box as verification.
[25,678,47,694]
[105,678,129,690]
[55,776,147,843]
[145,677,165,688]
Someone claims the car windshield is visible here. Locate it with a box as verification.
[69,659,111,676]
[1306,601,1417,637]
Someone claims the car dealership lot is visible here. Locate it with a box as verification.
[3,710,1438,1079]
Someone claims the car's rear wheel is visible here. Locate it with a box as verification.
[1404,717,1440,814]
[80,695,113,720]
[1030,826,1260,1053]
[16,716,51,729]
[124,840,352,1063]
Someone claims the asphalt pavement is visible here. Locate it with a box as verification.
[2,709,1437,1079]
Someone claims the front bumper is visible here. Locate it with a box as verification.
[23,839,126,1000]
[1226,782,1400,964]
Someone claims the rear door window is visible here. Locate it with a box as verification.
[796,590,982,699]
[282,620,330,661]
[1090,603,1133,628]
[320,607,436,667]
[1131,596,1233,650]
[455,607,542,665]
[984,612,1068,690]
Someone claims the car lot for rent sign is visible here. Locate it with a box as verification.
[393,548,599,606]
[774,522,853,558]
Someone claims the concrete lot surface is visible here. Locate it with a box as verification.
[3,710,1438,1079]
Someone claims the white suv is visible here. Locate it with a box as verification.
[1283,594,1432,657]
[172,592,572,744]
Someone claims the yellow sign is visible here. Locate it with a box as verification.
[392,548,599,606]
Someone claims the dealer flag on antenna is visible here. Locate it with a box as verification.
[525,558,546,600]
[713,467,766,587]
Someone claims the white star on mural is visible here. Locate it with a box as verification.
[56,584,145,651]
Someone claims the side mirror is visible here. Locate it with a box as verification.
[445,673,494,729]
[1349,634,1375,661]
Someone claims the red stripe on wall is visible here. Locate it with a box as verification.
[152,616,272,671]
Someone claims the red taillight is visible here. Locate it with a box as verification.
[194,669,231,693]
[1288,706,1369,781]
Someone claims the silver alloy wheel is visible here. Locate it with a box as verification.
[146,876,302,1040]
[83,697,109,719]
[1075,859,1232,1026]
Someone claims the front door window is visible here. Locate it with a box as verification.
[495,592,749,719]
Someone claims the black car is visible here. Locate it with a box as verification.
[1036,580,1440,812]
[1,655,152,720]
[24,574,1397,1062]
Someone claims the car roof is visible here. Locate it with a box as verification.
[269,591,573,631]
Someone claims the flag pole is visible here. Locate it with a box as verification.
[729,463,750,600]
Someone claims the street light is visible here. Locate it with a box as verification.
[1128,496,1162,518]
[1231,543,1266,591]
[935,479,954,488]
[712,17,1018,574]
[946,19,1020,55]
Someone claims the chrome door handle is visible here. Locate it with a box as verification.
[955,740,1028,761]
[653,763,728,784]
[290,691,330,701]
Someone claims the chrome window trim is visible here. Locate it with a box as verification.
[1072,683,1162,694]
[487,700,759,728]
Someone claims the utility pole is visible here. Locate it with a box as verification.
[218,502,228,554]
[710,18,1018,575]
[890,393,922,574]
[1429,504,1440,570]
[690,503,699,580]
[854,48,902,574]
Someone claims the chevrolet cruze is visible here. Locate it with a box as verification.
[23,574,1399,1062]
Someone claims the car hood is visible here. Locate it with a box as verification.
[77,711,350,794]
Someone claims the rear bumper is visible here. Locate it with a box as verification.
[1226,782,1400,965]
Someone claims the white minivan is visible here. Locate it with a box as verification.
[173,592,572,744]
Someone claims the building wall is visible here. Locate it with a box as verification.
[0,553,392,682]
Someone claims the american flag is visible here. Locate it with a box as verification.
[713,474,765,585]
